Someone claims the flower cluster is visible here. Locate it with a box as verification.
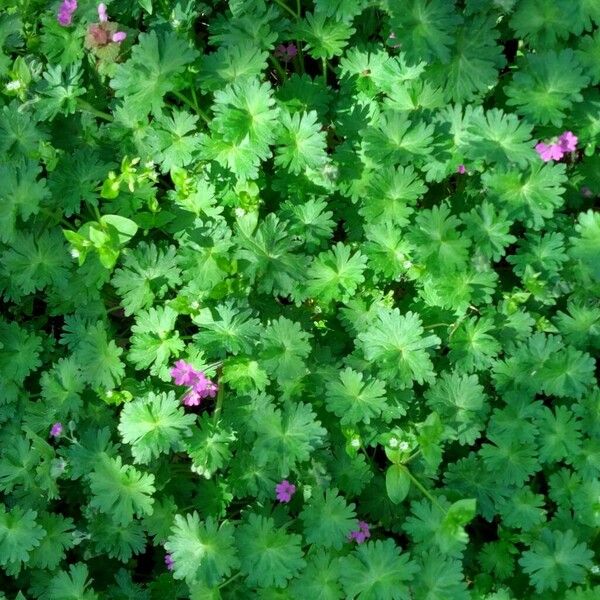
[275,480,296,503]
[170,360,218,406]
[164,553,174,571]
[87,3,127,48]
[535,131,578,162]
[348,520,371,544]
[275,43,297,62]
[49,422,63,438]
[57,0,77,26]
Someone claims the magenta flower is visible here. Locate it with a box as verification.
[535,131,578,162]
[170,360,218,406]
[170,360,198,386]
[50,422,63,438]
[456,164,466,174]
[558,130,577,153]
[57,0,77,26]
[183,389,201,407]
[348,520,371,544]
[112,31,127,43]
[275,43,297,62]
[275,480,296,503]
[97,2,108,22]
[165,554,174,571]
[535,142,564,162]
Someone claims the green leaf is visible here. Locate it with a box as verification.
[236,514,305,587]
[0,504,45,568]
[100,214,139,245]
[118,391,196,464]
[0,159,47,243]
[275,110,328,174]
[185,414,236,479]
[339,539,418,600]
[300,488,357,549]
[89,455,155,525]
[111,30,198,117]
[250,400,326,476]
[325,367,387,425]
[505,50,589,126]
[296,12,355,59]
[303,242,367,304]
[519,529,593,592]
[386,465,411,504]
[357,308,441,389]
[128,306,184,380]
[43,563,98,600]
[388,0,462,63]
[112,243,181,316]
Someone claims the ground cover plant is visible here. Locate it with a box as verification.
[0,0,599,597]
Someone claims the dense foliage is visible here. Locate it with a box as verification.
[1,0,599,598]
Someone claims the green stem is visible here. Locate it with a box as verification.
[172,90,210,125]
[219,572,243,589]
[273,0,298,19]
[269,56,288,82]
[404,468,446,513]
[403,449,422,464]
[77,99,113,122]
[322,57,328,84]
[213,374,224,423]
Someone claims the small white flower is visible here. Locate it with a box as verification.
[234,207,246,217]
[403,260,413,270]
[399,441,410,452]
[70,249,80,259]
[389,437,399,448]
[191,300,200,309]
[106,390,113,398]
[350,438,361,449]
[591,565,600,575]
[5,80,21,91]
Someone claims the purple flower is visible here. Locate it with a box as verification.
[50,422,63,438]
[183,389,201,407]
[165,554,174,571]
[581,186,593,198]
[170,360,218,406]
[535,142,564,162]
[112,31,127,43]
[170,360,199,386]
[98,2,108,22]
[558,130,578,153]
[275,480,296,503]
[275,43,297,62]
[456,164,466,174]
[348,521,371,544]
[57,0,77,26]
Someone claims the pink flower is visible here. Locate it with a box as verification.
[112,31,127,43]
[535,142,564,162]
[165,554,174,571]
[57,0,77,26]
[183,389,201,406]
[97,2,108,22]
[50,422,63,438]
[558,130,578,153]
[348,520,371,544]
[456,164,466,174]
[170,360,218,406]
[275,480,296,503]
[170,360,198,386]
[275,43,297,62]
